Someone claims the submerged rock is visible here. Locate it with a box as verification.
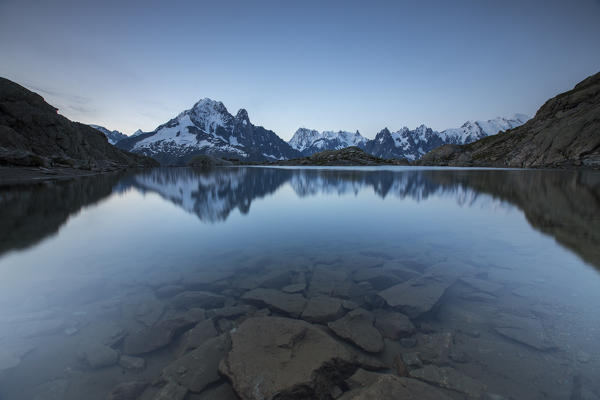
[301,296,345,323]
[339,374,453,400]
[492,313,556,351]
[79,343,119,369]
[153,382,187,400]
[378,275,454,318]
[409,365,486,399]
[106,381,148,400]
[220,316,382,400]
[119,355,146,371]
[170,291,225,310]
[373,309,415,339]
[162,335,230,393]
[328,309,384,353]
[123,318,195,355]
[176,319,218,356]
[241,288,307,317]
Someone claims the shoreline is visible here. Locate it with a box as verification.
[0,166,142,186]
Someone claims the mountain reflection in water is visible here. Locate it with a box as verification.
[2,167,598,268]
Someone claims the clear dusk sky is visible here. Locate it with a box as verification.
[1,0,599,140]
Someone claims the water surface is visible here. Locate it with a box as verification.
[0,166,599,399]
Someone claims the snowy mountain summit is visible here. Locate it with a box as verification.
[289,128,368,156]
[117,98,299,165]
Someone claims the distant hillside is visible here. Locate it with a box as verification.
[89,124,128,144]
[269,146,408,166]
[0,77,157,170]
[419,72,600,168]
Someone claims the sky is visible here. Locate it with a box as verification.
[1,0,599,140]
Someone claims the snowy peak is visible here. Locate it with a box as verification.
[116,97,300,164]
[440,114,530,144]
[288,128,367,156]
[89,124,127,145]
[131,129,145,137]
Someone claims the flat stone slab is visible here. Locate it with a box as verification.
[106,381,148,400]
[153,382,187,400]
[119,355,146,371]
[282,283,306,293]
[373,309,415,339]
[79,342,119,369]
[301,296,345,323]
[339,374,453,400]
[176,319,218,356]
[409,365,486,399]
[123,318,195,355]
[170,291,225,310]
[242,288,307,317]
[220,316,382,400]
[163,335,230,393]
[328,308,384,353]
[378,276,454,318]
[459,277,503,294]
[492,313,556,351]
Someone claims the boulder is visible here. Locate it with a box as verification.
[153,382,187,400]
[123,318,195,355]
[241,288,307,317]
[328,309,384,353]
[119,355,146,371]
[106,381,148,400]
[339,374,453,400]
[409,365,486,399]
[176,319,218,356]
[220,316,383,400]
[492,313,555,351]
[79,343,119,369]
[162,335,231,393]
[301,296,345,323]
[378,276,454,318]
[170,291,225,310]
[373,309,415,339]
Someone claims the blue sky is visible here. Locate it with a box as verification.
[1,0,599,139]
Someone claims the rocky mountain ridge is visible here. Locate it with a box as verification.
[0,77,157,171]
[419,72,600,168]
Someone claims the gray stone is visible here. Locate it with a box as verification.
[163,335,230,393]
[176,319,218,356]
[409,365,486,399]
[106,381,148,400]
[220,316,383,400]
[119,355,146,371]
[492,313,555,351]
[17,319,65,338]
[79,343,119,369]
[401,352,423,368]
[153,382,187,400]
[192,382,238,399]
[123,318,195,355]
[242,288,307,317]
[170,291,225,310]
[373,309,415,339]
[328,308,384,353]
[282,283,306,293]
[32,379,69,400]
[308,267,354,298]
[301,296,345,323]
[208,305,255,319]
[378,275,454,318]
[339,374,453,400]
[135,298,165,327]
[0,341,36,371]
[414,332,454,365]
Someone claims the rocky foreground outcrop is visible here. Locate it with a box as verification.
[0,77,157,170]
[419,71,600,168]
[269,146,409,166]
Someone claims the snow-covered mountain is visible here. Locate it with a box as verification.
[116,98,300,165]
[365,114,529,161]
[131,129,145,137]
[288,114,528,160]
[289,128,368,156]
[89,124,128,145]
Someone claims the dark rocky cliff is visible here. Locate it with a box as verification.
[0,77,158,170]
[419,72,600,169]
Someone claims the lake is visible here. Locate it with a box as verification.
[0,166,599,400]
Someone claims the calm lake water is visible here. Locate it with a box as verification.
[0,166,599,400]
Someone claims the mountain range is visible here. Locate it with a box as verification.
[103,98,527,165]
